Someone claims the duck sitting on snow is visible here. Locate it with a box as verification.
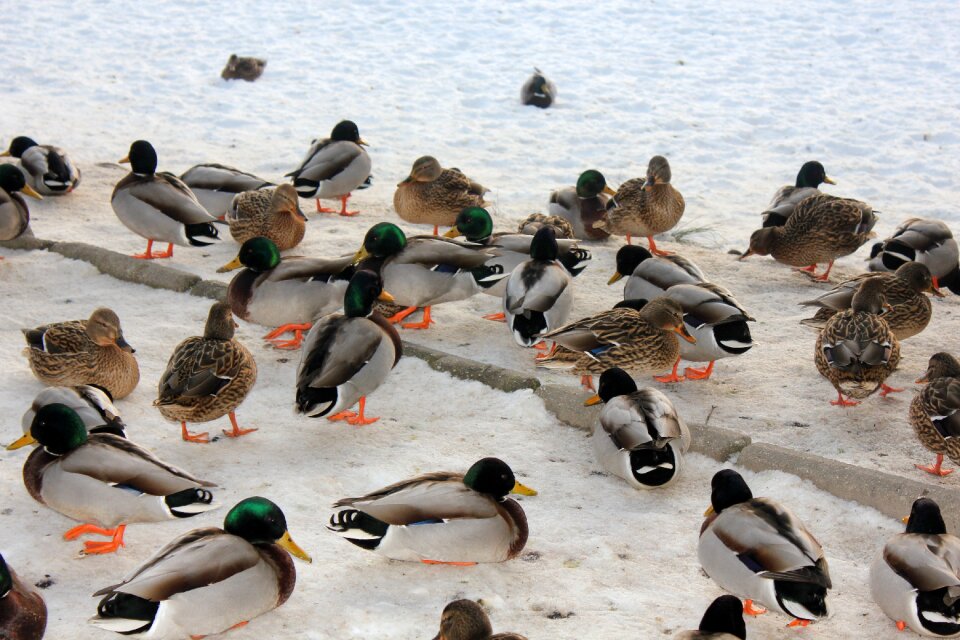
[0,553,47,640]
[520,67,556,109]
[286,120,371,216]
[220,54,266,81]
[869,217,960,294]
[675,595,746,640]
[608,245,706,299]
[0,163,40,245]
[2,135,80,195]
[434,599,528,640]
[225,184,307,250]
[9,385,125,450]
[761,160,835,228]
[179,163,273,217]
[547,169,615,240]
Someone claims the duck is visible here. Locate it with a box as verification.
[22,308,140,400]
[394,156,488,234]
[909,352,960,477]
[112,140,221,260]
[547,169,615,240]
[675,595,746,640]
[516,212,575,238]
[584,367,690,489]
[179,162,273,217]
[225,184,307,250]
[19,403,217,555]
[699,469,832,627]
[870,497,960,637]
[155,302,257,443]
[593,156,685,254]
[295,270,400,425]
[286,120,371,216]
[433,599,528,640]
[520,67,556,108]
[0,553,47,640]
[761,161,835,228]
[90,496,310,638]
[608,244,707,300]
[869,218,960,294]
[740,193,877,281]
[801,262,941,340]
[814,276,902,406]
[218,236,354,349]
[2,136,80,195]
[536,298,695,390]
[504,227,574,347]
[8,385,125,450]
[328,457,536,564]
[353,222,505,329]
[0,164,40,244]
[220,54,266,81]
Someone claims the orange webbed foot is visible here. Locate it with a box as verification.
[80,524,126,555]
[580,375,595,392]
[830,392,860,407]
[327,411,357,422]
[743,600,767,616]
[916,455,953,476]
[787,618,811,628]
[683,361,715,380]
[880,383,904,398]
[181,422,210,443]
[535,343,559,360]
[402,307,434,330]
[896,620,906,631]
[483,312,506,322]
[655,359,685,383]
[222,413,256,438]
[64,523,116,540]
[386,306,419,324]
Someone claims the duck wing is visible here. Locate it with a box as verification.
[297,316,383,389]
[156,337,249,402]
[884,533,960,594]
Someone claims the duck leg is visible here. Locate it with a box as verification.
[535,343,559,360]
[793,264,819,274]
[483,312,506,322]
[133,240,174,260]
[222,411,257,438]
[880,383,904,397]
[896,621,906,631]
[264,323,313,349]
[916,454,953,477]
[386,306,419,324]
[432,225,439,236]
[337,194,359,217]
[647,236,673,256]
[655,358,685,383]
[80,524,127,555]
[181,422,210,443]
[64,523,118,539]
[420,559,477,566]
[402,306,435,330]
[580,375,595,391]
[787,619,811,628]
[830,391,860,407]
[345,397,379,426]
[626,234,632,245]
[742,600,767,616]
[684,361,715,380]
[811,260,835,282]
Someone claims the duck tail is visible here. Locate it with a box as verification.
[471,264,508,288]
[165,488,218,518]
[185,222,221,247]
[510,312,547,347]
[292,177,319,198]
[295,386,338,417]
[90,592,158,634]
[559,248,592,277]
[327,509,388,550]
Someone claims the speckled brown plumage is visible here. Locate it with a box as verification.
[227,184,305,250]
[0,559,47,640]
[516,213,575,239]
[596,156,685,239]
[394,157,487,228]
[910,353,960,463]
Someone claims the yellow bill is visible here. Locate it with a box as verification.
[0,150,10,157]
[278,530,312,563]
[378,290,395,303]
[584,394,602,406]
[511,481,538,497]
[21,184,43,200]
[823,176,837,185]
[443,226,462,239]
[902,515,910,524]
[353,246,371,264]
[602,185,617,196]
[704,505,715,517]
[358,138,369,147]
[119,155,130,164]
[217,255,243,273]
[607,272,624,285]
[6,433,37,450]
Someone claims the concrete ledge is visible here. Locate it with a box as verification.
[403,342,541,393]
[536,384,600,431]
[190,279,228,302]
[50,242,201,293]
[689,423,753,462]
[0,235,54,251]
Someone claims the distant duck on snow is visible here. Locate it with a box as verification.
[220,54,266,81]
[2,135,81,195]
[521,67,556,108]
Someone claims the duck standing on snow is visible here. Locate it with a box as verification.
[219,236,353,349]
[761,160,835,228]
[675,595,746,640]
[740,193,877,281]
[328,457,536,564]
[2,136,80,195]
[699,469,831,628]
[295,270,400,425]
[22,308,140,400]
[179,163,274,217]
[155,302,257,443]
[286,120,371,216]
[90,497,310,638]
[909,352,960,477]
[0,553,47,640]
[608,245,707,299]
[814,276,902,406]
[225,184,307,250]
[547,169,615,240]
[504,227,574,347]
[520,67,556,108]
[594,156,685,254]
[869,217,960,294]
[434,599,528,640]
[0,164,40,245]
[585,367,690,489]
[112,140,221,259]
[8,385,125,450]
[394,156,488,235]
[18,403,217,555]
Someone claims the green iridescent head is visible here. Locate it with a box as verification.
[31,403,88,455]
[450,206,493,242]
[360,222,407,259]
[575,169,611,199]
[224,497,312,562]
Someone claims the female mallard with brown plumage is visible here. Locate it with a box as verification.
[814,277,901,406]
[761,160,835,228]
[433,599,528,640]
[741,193,877,281]
[869,217,960,294]
[22,308,139,400]
[0,553,46,640]
[394,156,487,235]
[909,352,960,477]
[593,156,685,255]
[515,212,575,239]
[155,303,257,443]
[225,184,307,250]
[547,169,615,241]
[801,262,942,340]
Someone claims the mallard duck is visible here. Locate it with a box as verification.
[516,212,575,238]
[0,553,47,640]
[0,164,39,244]
[9,385,125,450]
[225,184,307,250]
[394,156,487,234]
[433,599,528,640]
[594,156,685,254]
[155,302,257,443]
[547,169,615,240]
[814,276,902,406]
[869,218,960,294]
[504,227,574,347]
[328,457,536,564]
[909,352,960,477]
[675,596,746,640]
[353,222,505,329]
[871,498,960,636]
[699,469,831,627]
[179,163,273,217]
[112,140,221,259]
[801,262,941,340]
[520,67,556,108]
[536,298,695,390]
[608,245,707,300]
[286,120,371,216]
[584,367,690,489]
[761,161,835,228]
[218,236,353,349]
[22,308,139,400]
[90,496,310,637]
[19,403,217,555]
[220,54,266,81]
[2,136,80,195]
[741,193,877,281]
[295,270,400,425]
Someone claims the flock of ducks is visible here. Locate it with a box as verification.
[3,69,960,639]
